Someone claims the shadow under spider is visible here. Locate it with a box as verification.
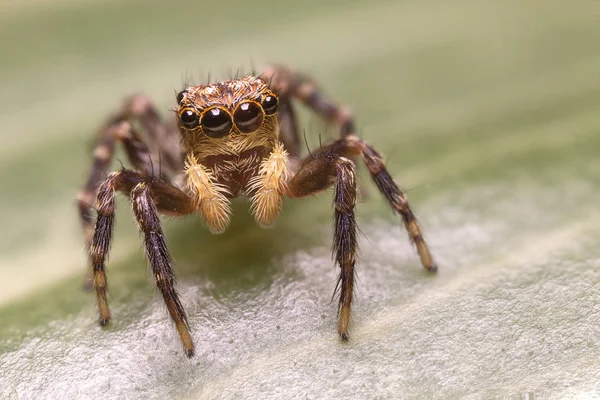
[153,197,331,299]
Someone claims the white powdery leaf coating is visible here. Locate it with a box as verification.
[1,181,600,399]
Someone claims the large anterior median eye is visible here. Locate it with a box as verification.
[233,102,264,133]
[201,107,233,138]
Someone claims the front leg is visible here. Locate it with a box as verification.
[286,150,358,341]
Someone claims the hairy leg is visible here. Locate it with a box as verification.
[124,95,183,176]
[286,148,358,340]
[320,136,437,272]
[130,181,195,357]
[276,94,302,159]
[264,65,435,340]
[89,169,195,355]
[78,95,183,285]
[262,65,355,139]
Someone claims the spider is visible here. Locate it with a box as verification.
[77,65,437,358]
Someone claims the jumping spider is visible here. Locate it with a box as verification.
[77,65,437,357]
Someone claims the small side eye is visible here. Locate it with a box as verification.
[261,95,278,115]
[234,102,264,133]
[179,108,200,128]
[177,90,188,104]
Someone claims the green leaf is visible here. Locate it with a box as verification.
[1,0,599,399]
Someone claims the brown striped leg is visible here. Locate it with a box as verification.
[89,169,155,325]
[262,64,355,139]
[327,136,437,272]
[78,95,183,286]
[276,94,302,158]
[78,120,152,288]
[286,149,358,341]
[124,95,184,176]
[89,170,122,325]
[89,169,196,356]
[130,181,195,357]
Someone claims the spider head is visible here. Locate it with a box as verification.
[175,76,279,155]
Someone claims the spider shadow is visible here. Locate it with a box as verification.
[158,197,331,301]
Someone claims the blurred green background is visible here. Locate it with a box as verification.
[1,0,599,399]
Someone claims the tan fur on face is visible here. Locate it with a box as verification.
[191,117,277,162]
[177,75,279,163]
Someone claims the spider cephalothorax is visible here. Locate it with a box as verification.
[175,76,288,233]
[78,65,437,358]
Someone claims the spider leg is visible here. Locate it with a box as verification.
[286,148,358,341]
[130,180,195,357]
[124,95,183,176]
[78,95,183,285]
[263,65,435,272]
[276,94,302,158]
[262,64,355,139]
[328,137,437,272]
[90,169,196,356]
[262,64,363,191]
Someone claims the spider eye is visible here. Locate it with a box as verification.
[234,102,264,133]
[177,90,188,104]
[261,95,278,115]
[179,109,199,128]
[201,107,232,138]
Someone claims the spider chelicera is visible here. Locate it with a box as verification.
[77,65,437,357]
